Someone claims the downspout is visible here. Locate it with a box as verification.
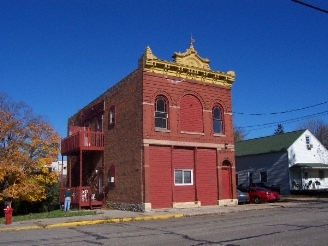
[102,152,105,204]
[69,156,72,188]
[194,147,198,202]
[79,149,82,210]
[171,145,174,205]
[300,167,303,190]
[61,155,64,187]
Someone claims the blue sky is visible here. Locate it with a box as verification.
[1,0,328,140]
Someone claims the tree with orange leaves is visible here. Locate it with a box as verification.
[0,93,60,205]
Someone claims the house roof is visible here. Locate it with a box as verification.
[235,129,306,157]
[290,163,328,169]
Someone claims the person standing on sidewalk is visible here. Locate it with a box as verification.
[64,188,72,211]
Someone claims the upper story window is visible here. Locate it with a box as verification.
[108,105,115,128]
[97,116,103,132]
[306,135,310,144]
[155,97,168,129]
[212,106,223,134]
[305,135,313,149]
[180,94,203,133]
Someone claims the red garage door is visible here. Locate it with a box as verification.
[149,146,172,209]
[196,149,218,205]
[172,148,195,203]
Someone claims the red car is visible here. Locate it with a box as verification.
[271,190,281,201]
[247,187,276,204]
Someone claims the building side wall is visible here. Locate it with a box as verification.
[67,68,144,205]
[103,68,144,205]
[236,152,290,195]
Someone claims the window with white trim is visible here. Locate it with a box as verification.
[109,105,115,128]
[155,97,168,129]
[305,135,313,150]
[174,169,193,185]
[212,106,223,134]
[305,135,310,144]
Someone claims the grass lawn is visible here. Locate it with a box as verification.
[0,209,96,223]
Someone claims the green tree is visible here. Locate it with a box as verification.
[273,124,285,135]
[0,93,60,205]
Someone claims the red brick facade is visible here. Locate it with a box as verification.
[63,43,237,210]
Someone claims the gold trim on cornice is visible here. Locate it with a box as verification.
[140,44,235,88]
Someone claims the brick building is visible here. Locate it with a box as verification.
[61,41,237,211]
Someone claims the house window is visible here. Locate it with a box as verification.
[212,106,223,134]
[97,116,103,132]
[304,171,308,180]
[305,135,313,149]
[155,97,168,129]
[174,169,193,185]
[305,136,310,144]
[109,106,115,127]
[260,171,267,182]
[319,170,324,180]
[248,172,253,186]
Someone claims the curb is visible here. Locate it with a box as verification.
[0,225,40,232]
[47,214,184,228]
[0,213,184,232]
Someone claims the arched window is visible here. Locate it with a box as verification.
[212,106,223,133]
[180,94,203,133]
[155,97,168,129]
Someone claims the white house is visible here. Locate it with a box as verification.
[49,160,67,176]
[235,129,328,195]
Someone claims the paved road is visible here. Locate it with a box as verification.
[1,200,328,245]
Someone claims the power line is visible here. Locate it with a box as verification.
[233,100,328,116]
[292,0,328,14]
[238,110,328,130]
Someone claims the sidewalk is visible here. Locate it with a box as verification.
[0,197,325,232]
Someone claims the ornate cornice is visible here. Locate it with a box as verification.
[140,43,235,87]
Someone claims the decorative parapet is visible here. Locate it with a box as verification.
[140,41,235,87]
